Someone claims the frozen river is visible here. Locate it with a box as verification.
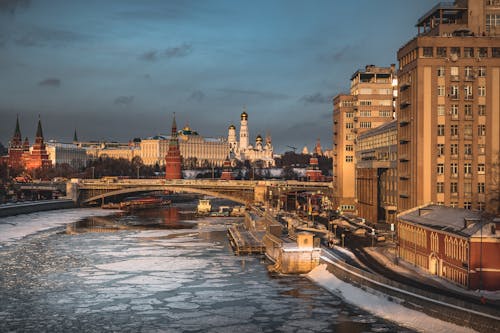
[0,206,416,332]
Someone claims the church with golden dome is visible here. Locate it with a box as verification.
[228,107,274,167]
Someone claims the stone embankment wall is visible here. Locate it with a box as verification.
[0,200,76,218]
[321,251,500,333]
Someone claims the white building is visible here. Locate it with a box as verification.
[229,108,275,167]
[46,141,90,169]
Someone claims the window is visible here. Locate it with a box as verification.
[464,104,472,117]
[478,105,486,116]
[493,48,500,57]
[359,110,371,117]
[478,47,488,58]
[437,47,447,57]
[464,182,472,194]
[423,47,433,57]
[478,182,485,193]
[437,163,444,174]
[451,202,458,208]
[464,85,473,99]
[437,124,445,136]
[464,202,472,210]
[478,202,485,211]
[478,163,485,174]
[450,85,459,99]
[478,86,486,96]
[437,105,445,116]
[450,124,459,136]
[464,47,474,58]
[360,122,372,128]
[437,66,445,77]
[464,143,472,155]
[359,100,372,106]
[345,145,353,151]
[437,182,444,193]
[450,143,458,155]
[486,14,500,33]
[450,104,459,119]
[379,110,392,117]
[451,163,458,175]
[478,67,486,77]
[346,156,353,162]
[437,144,445,156]
[478,124,486,136]
[346,122,354,129]
[464,163,472,175]
[450,66,459,76]
[464,66,473,77]
[346,112,354,118]
[438,85,445,96]
[450,182,458,193]
[464,124,472,137]
[478,145,486,155]
[450,47,460,57]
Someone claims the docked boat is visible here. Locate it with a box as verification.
[119,197,171,211]
[197,199,212,215]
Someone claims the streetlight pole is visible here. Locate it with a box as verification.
[136,165,140,179]
[341,233,345,247]
[91,166,95,179]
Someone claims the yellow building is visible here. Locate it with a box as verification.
[333,65,397,213]
[397,0,500,214]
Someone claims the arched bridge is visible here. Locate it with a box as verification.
[67,179,332,206]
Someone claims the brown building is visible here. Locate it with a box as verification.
[333,65,397,214]
[397,204,500,291]
[356,120,398,225]
[397,0,500,214]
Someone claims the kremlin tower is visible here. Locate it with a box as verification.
[239,107,249,150]
[6,116,24,169]
[220,157,234,180]
[23,117,51,170]
[165,114,182,180]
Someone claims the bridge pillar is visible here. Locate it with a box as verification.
[66,179,80,203]
[254,183,267,204]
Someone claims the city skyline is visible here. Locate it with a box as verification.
[0,0,436,152]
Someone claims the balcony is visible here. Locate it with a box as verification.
[464,115,473,121]
[400,101,411,109]
[464,76,475,82]
[400,82,411,91]
[399,120,410,127]
[451,114,459,120]
[450,154,459,159]
[399,138,410,144]
[451,173,459,178]
[451,75,460,82]
[464,95,474,101]
[449,94,459,100]
[451,135,459,140]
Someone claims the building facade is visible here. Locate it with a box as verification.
[46,141,90,169]
[355,120,398,224]
[333,65,397,214]
[165,115,182,180]
[397,204,500,291]
[397,0,500,214]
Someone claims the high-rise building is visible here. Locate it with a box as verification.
[333,65,397,213]
[397,0,500,214]
[165,114,182,180]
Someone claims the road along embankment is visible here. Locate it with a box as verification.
[0,200,76,218]
[319,249,500,333]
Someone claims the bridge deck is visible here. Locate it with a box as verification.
[227,225,265,255]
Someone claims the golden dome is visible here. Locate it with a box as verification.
[229,124,236,130]
[241,111,248,120]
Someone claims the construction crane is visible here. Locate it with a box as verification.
[286,145,297,152]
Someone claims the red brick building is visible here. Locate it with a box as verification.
[397,204,500,290]
[23,118,52,170]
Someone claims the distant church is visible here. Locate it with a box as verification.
[228,107,274,167]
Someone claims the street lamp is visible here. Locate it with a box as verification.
[136,165,140,179]
[91,166,95,179]
[341,233,345,247]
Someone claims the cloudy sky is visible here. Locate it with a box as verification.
[0,0,436,153]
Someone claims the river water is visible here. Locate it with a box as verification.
[0,205,415,333]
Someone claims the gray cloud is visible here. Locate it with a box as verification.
[114,95,134,106]
[299,93,331,104]
[188,90,205,102]
[319,45,360,63]
[218,88,289,100]
[0,0,30,15]
[13,26,89,47]
[38,78,61,87]
[139,43,192,61]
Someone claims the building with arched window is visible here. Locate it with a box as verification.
[397,204,500,290]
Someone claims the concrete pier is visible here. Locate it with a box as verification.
[0,200,76,218]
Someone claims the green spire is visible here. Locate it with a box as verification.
[13,115,21,139]
[36,116,43,139]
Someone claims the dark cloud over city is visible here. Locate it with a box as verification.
[0,0,436,152]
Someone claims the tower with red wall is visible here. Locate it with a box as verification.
[165,114,182,180]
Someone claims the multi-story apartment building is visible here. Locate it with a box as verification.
[333,65,397,214]
[356,120,398,224]
[397,0,500,214]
